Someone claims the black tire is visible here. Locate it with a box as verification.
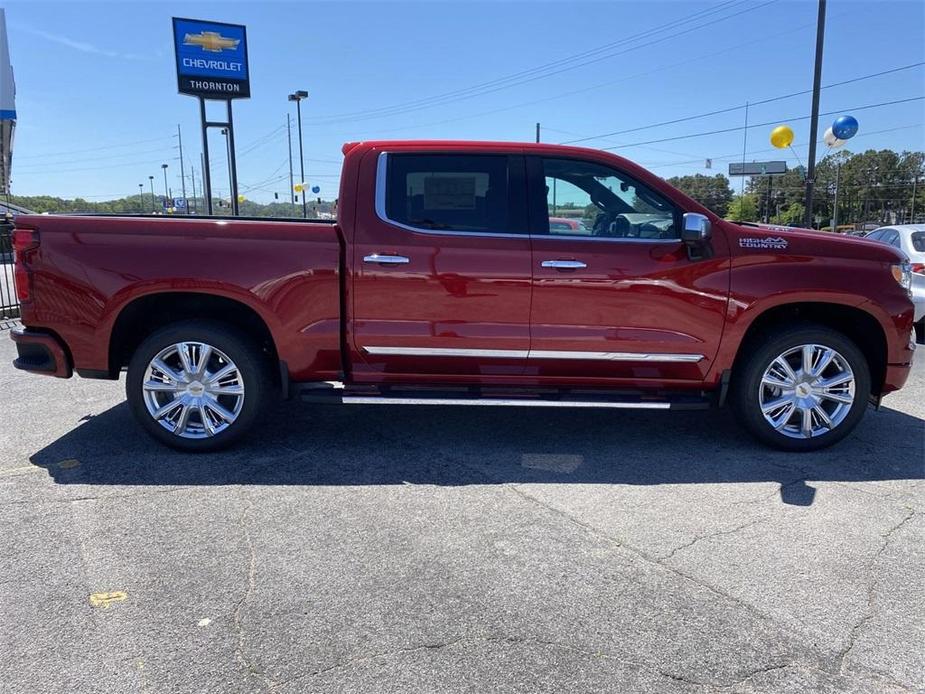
[730,325,871,452]
[915,318,924,345]
[126,320,273,452]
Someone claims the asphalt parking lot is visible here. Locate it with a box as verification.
[0,335,922,694]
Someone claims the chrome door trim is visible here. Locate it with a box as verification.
[541,259,587,269]
[363,253,410,265]
[374,152,528,240]
[533,233,677,244]
[529,350,704,363]
[363,346,704,362]
[364,346,529,359]
[343,396,670,410]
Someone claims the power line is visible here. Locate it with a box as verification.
[314,12,824,142]
[14,135,173,160]
[304,0,777,124]
[14,146,176,169]
[643,124,922,170]
[560,62,924,145]
[14,156,180,175]
[596,96,924,150]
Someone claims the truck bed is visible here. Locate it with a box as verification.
[15,213,345,381]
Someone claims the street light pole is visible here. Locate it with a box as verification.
[148,176,155,213]
[161,163,169,212]
[289,90,309,219]
[138,183,144,213]
[221,128,234,211]
[803,0,827,229]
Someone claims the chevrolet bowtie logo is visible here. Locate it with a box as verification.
[183,31,240,53]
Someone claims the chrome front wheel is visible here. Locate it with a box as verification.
[141,341,246,440]
[759,344,855,440]
[732,326,870,451]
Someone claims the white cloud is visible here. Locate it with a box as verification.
[15,25,153,61]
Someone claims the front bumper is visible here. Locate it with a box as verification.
[912,290,925,323]
[11,328,72,378]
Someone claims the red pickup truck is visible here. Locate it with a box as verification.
[10,140,916,452]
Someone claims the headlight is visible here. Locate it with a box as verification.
[891,260,913,295]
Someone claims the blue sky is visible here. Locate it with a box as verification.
[4,0,924,203]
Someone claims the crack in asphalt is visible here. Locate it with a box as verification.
[2,485,200,507]
[659,517,769,561]
[499,481,784,628]
[835,508,918,679]
[274,632,806,692]
[231,489,275,691]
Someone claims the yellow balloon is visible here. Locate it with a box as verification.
[294,183,304,193]
[237,194,245,203]
[770,125,794,149]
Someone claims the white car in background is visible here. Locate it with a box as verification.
[866,224,925,340]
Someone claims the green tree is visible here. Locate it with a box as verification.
[774,201,805,226]
[726,194,759,222]
[666,173,733,216]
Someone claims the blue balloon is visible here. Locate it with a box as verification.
[311,185,321,194]
[832,115,858,140]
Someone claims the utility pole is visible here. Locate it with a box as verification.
[535,122,540,143]
[190,165,198,214]
[176,124,188,214]
[148,175,155,213]
[911,171,919,223]
[831,162,840,232]
[740,101,749,196]
[289,90,309,219]
[200,153,207,214]
[864,167,877,222]
[287,113,295,206]
[803,0,827,229]
[765,176,773,223]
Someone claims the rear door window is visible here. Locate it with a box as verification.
[384,153,524,234]
[911,232,925,253]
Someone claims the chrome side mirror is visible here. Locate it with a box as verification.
[681,213,711,243]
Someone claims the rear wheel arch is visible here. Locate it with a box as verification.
[730,302,887,396]
[107,291,281,381]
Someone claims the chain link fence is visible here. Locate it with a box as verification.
[0,217,20,323]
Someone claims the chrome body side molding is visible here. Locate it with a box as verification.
[363,346,705,363]
[342,396,670,409]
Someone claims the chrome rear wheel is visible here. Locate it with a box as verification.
[142,341,245,439]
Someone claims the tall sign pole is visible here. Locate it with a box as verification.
[0,8,17,198]
[173,17,250,216]
[287,113,295,205]
[803,0,827,229]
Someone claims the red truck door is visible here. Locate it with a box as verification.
[349,149,532,382]
[525,155,729,385]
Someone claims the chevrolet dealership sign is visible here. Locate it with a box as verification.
[172,17,250,99]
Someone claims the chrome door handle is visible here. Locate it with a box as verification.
[364,254,410,265]
[541,259,587,269]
